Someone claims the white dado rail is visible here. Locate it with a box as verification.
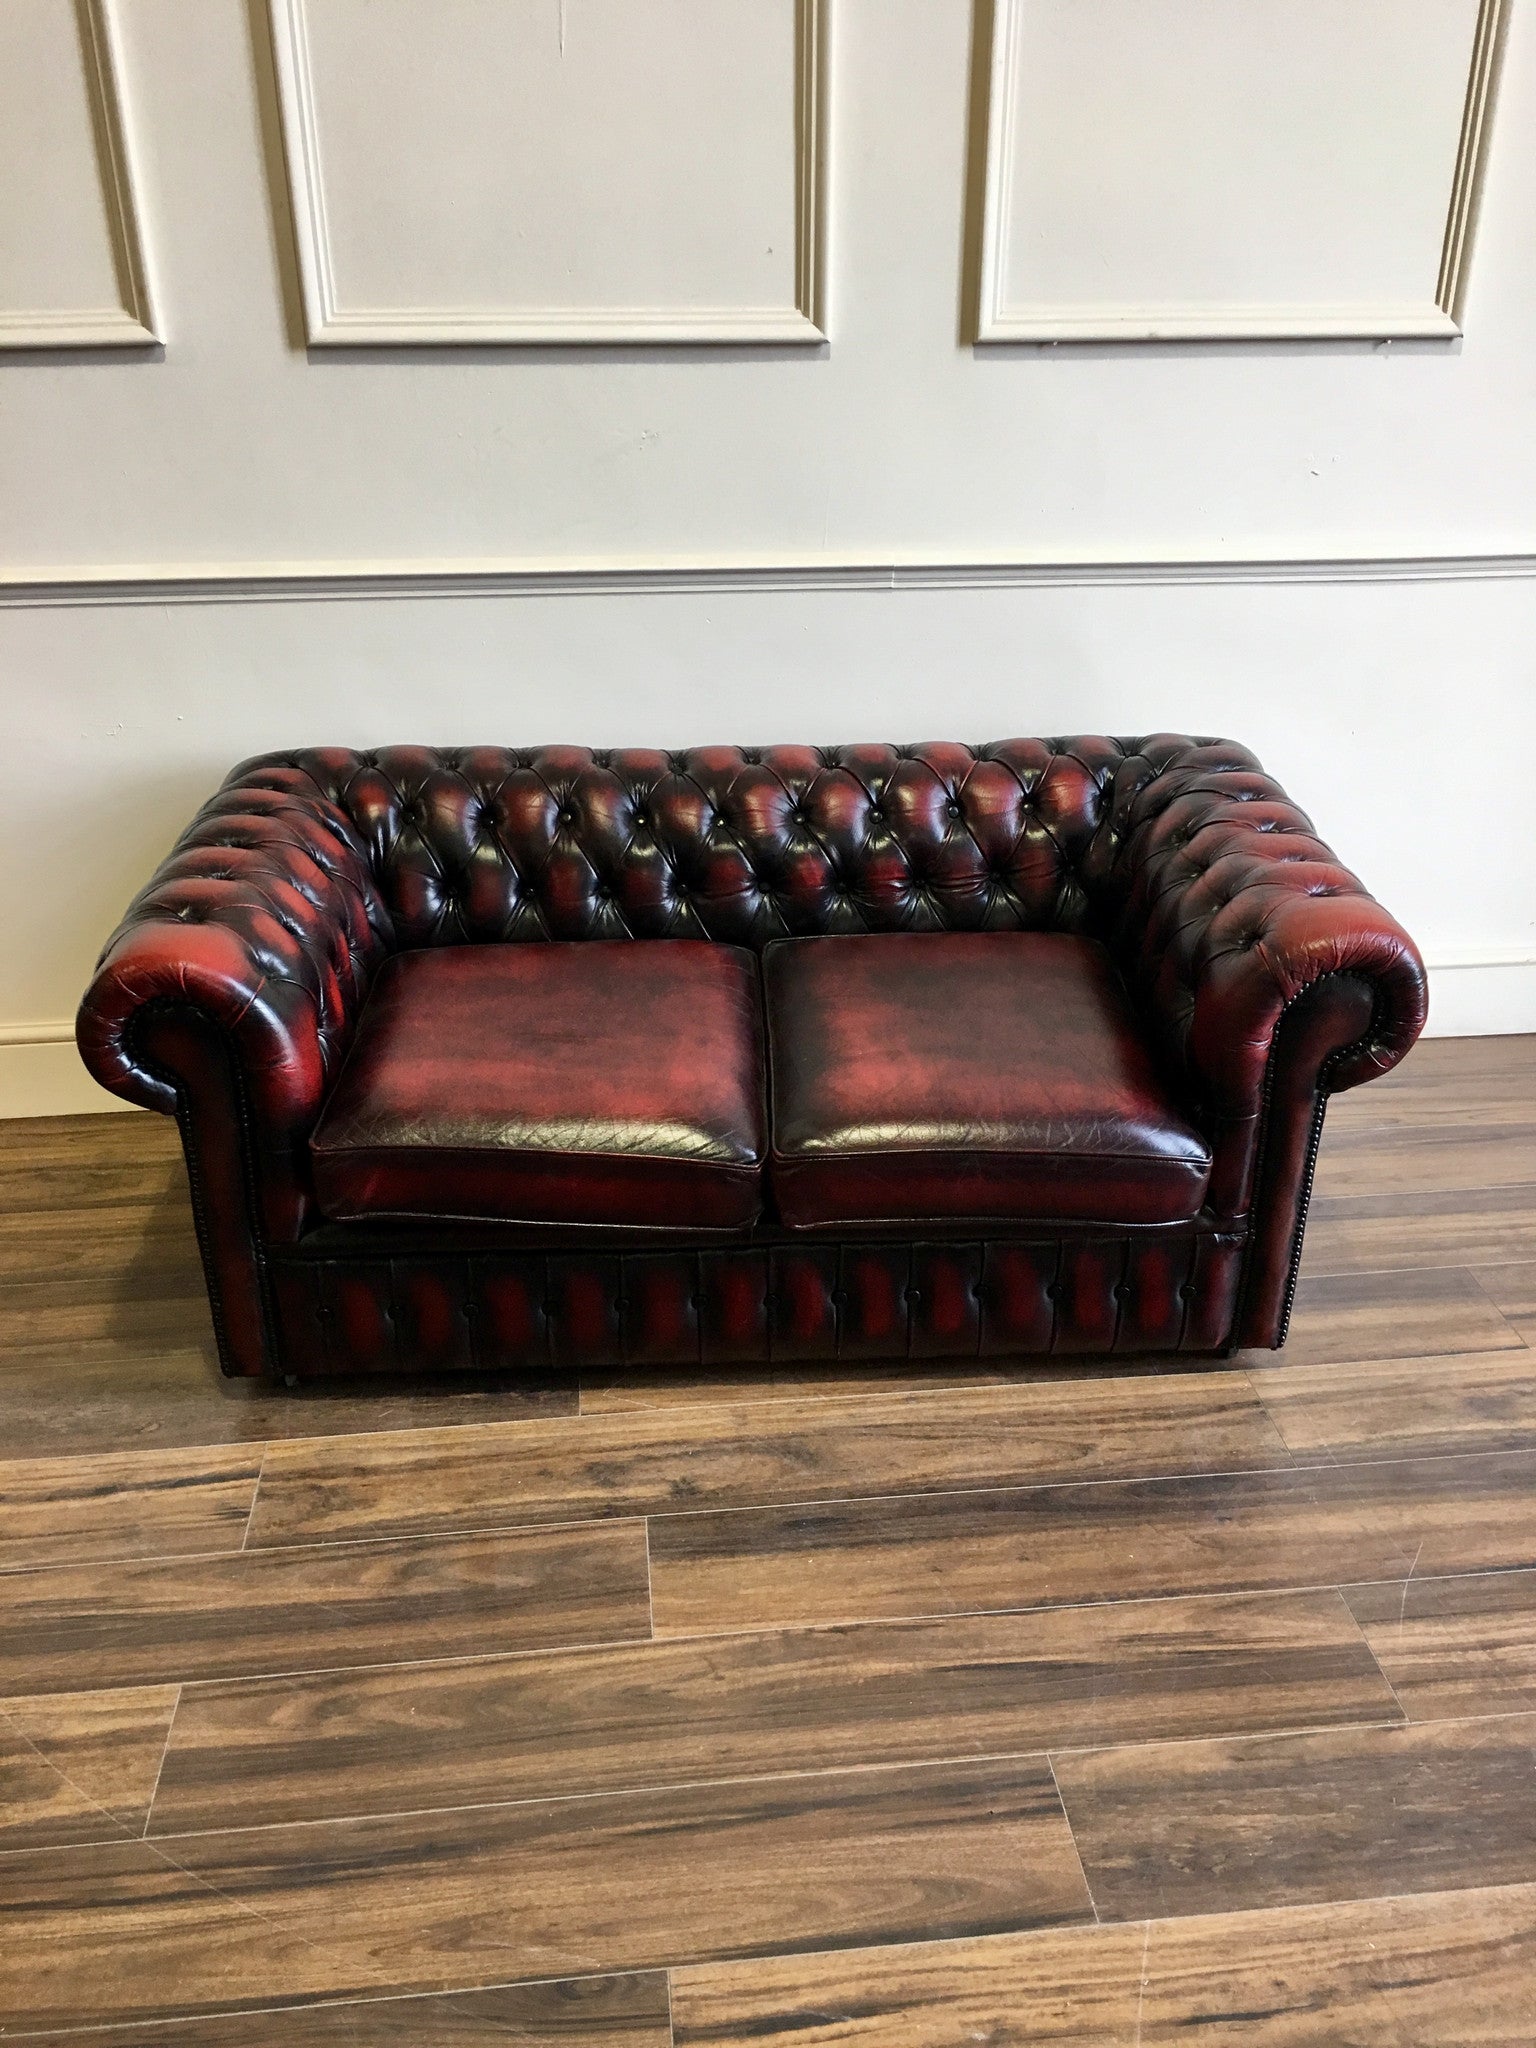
[5,546,1536,608]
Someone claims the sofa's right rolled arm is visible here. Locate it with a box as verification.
[1108,747,1426,1127]
[1103,738,1428,1347]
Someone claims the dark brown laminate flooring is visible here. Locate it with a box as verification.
[0,1031,1533,2036]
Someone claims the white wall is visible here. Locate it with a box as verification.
[3,0,1533,1114]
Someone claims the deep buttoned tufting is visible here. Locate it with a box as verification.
[76,735,1428,1375]
[258,737,1138,949]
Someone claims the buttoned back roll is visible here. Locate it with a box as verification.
[257,738,1151,947]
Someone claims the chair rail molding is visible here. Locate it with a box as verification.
[6,546,1536,608]
[266,0,829,347]
[0,0,160,349]
[973,0,1507,345]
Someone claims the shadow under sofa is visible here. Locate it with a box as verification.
[76,735,1428,1382]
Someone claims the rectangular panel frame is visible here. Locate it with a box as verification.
[267,0,829,346]
[973,0,1506,344]
[0,0,160,349]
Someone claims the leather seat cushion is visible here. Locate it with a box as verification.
[764,931,1212,1227]
[312,941,767,1229]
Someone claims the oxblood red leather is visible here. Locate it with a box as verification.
[311,941,765,1229]
[765,932,1211,1227]
[76,737,1429,1378]
[266,1228,1247,1375]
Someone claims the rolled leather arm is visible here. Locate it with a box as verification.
[77,765,394,1243]
[1104,737,1427,1346]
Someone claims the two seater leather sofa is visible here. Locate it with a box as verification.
[77,736,1428,1382]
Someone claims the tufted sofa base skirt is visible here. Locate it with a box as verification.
[261,1227,1249,1379]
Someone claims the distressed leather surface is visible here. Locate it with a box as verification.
[76,736,1428,1372]
[765,931,1211,1228]
[311,940,766,1230]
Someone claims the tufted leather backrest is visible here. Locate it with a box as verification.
[228,737,1249,949]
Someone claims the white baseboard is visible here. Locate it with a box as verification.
[0,1033,139,1119]
[1423,952,1536,1038]
[4,953,1533,1117]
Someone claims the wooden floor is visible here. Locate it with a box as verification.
[1,1034,1535,2042]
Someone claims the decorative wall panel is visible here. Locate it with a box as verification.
[0,0,158,347]
[268,0,828,345]
[974,0,1503,342]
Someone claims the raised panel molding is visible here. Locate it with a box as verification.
[974,0,1506,344]
[0,0,159,348]
[267,0,829,347]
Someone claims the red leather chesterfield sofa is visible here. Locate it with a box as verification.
[77,737,1427,1382]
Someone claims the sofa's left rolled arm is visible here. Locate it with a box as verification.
[76,771,394,1374]
[79,781,390,1132]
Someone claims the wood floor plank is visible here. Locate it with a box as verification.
[0,1758,1091,2032]
[249,1373,1291,1549]
[1299,1184,1536,1277]
[0,1285,215,1351]
[0,1443,262,1571]
[149,1588,1398,1834]
[0,1110,181,1212]
[647,1450,1536,1637]
[1322,1033,1536,1129]
[0,1684,179,1850]
[1477,1262,1536,1342]
[11,1974,674,2046]
[671,1922,1149,2045]
[671,1884,1536,2046]
[1345,1569,1536,1721]
[0,1346,577,1461]
[1135,1883,1536,2045]
[1052,1712,1536,1921]
[1251,1265,1525,1369]
[578,1362,1033,1413]
[1314,1121,1536,1199]
[0,1521,651,1697]
[579,1354,1223,1415]
[1252,1349,1536,1461]
[0,1206,203,1285]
